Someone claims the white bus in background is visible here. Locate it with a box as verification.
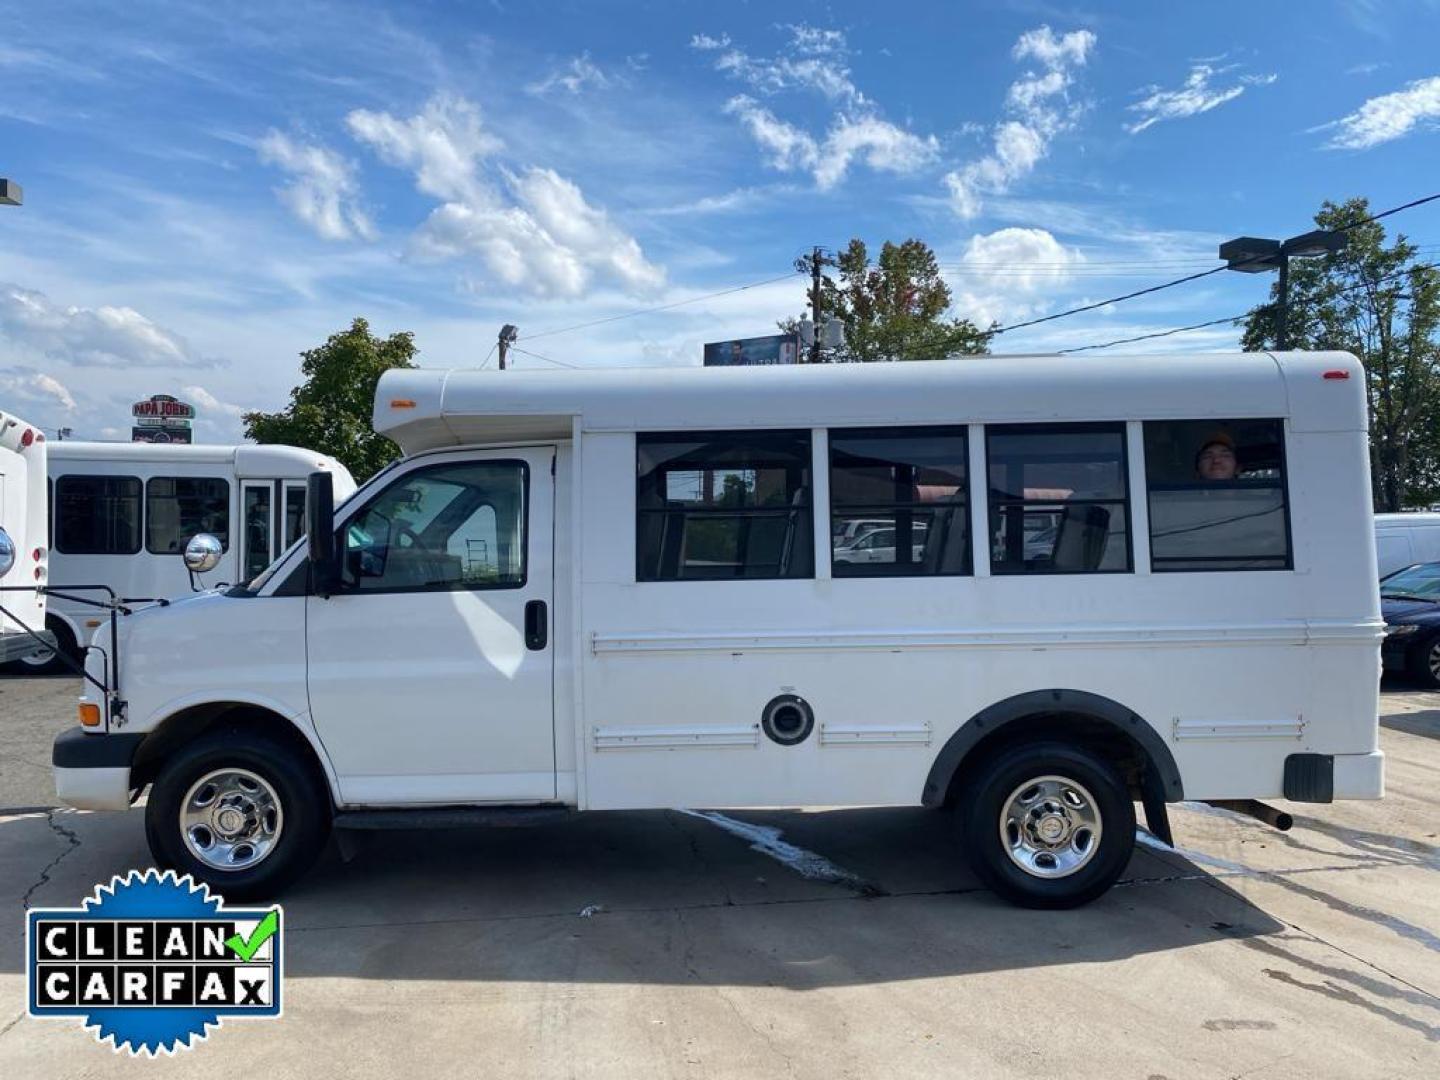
[13,441,355,672]
[55,353,1382,909]
[0,410,50,665]
[1374,512,1440,577]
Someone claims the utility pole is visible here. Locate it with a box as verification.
[795,247,835,363]
[497,324,518,370]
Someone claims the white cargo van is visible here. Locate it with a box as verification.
[55,352,1384,908]
[0,410,50,664]
[13,441,354,672]
[1374,512,1440,577]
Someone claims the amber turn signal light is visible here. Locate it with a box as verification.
[78,702,102,728]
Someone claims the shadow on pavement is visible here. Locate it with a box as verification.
[1380,708,1440,741]
[0,805,1284,990]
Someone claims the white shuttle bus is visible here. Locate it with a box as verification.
[0,410,50,664]
[55,352,1384,907]
[14,441,354,673]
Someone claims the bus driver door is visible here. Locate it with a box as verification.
[304,449,556,806]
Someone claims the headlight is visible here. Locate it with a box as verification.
[1386,623,1420,637]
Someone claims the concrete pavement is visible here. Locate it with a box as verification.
[0,675,1436,1078]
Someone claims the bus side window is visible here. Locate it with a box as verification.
[829,426,971,578]
[985,424,1131,574]
[1143,419,1292,572]
[55,475,143,555]
[145,477,230,555]
[637,430,814,582]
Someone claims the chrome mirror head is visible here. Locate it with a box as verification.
[183,533,223,574]
[0,526,14,578]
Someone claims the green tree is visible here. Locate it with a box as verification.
[1240,198,1440,511]
[244,318,418,481]
[787,239,991,362]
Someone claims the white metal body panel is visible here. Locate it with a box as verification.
[44,441,355,644]
[0,410,48,652]
[65,351,1382,819]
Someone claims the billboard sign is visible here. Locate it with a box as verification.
[131,427,193,444]
[703,333,799,367]
[131,394,194,444]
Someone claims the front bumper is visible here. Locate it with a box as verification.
[52,728,143,811]
[0,629,55,665]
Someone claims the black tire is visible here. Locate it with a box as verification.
[958,740,1135,909]
[9,617,77,676]
[145,727,331,901]
[1406,634,1440,689]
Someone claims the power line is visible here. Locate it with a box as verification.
[477,341,497,369]
[509,345,578,369]
[1058,259,1440,354]
[991,191,1440,338]
[518,273,796,343]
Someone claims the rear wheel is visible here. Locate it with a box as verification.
[959,740,1135,909]
[145,728,331,900]
[11,618,77,676]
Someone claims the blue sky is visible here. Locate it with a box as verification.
[2,0,1439,440]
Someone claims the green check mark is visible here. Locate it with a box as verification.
[225,910,279,962]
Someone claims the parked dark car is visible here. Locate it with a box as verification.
[1380,561,1440,687]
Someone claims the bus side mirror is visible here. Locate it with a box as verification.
[307,471,339,597]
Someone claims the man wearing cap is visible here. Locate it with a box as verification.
[1196,432,1239,481]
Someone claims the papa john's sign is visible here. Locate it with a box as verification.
[131,395,194,444]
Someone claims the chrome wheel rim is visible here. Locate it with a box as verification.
[180,768,283,872]
[999,774,1102,879]
[1428,641,1440,681]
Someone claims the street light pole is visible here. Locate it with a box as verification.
[1219,229,1347,350]
[0,179,22,206]
[1275,254,1289,350]
[497,324,518,370]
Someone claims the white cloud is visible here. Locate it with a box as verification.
[1319,75,1440,149]
[708,24,866,108]
[526,52,614,96]
[0,368,77,412]
[722,97,937,191]
[348,95,664,298]
[689,33,731,51]
[702,26,937,189]
[950,227,1083,326]
[257,132,374,241]
[0,282,207,367]
[1125,65,1276,134]
[181,384,247,419]
[347,94,500,206]
[945,25,1096,219]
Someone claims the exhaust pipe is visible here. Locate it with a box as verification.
[1204,799,1293,831]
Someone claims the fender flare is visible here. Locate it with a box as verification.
[921,688,1184,807]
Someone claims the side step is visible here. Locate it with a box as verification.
[334,805,573,831]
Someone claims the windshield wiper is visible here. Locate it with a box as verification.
[1381,591,1439,602]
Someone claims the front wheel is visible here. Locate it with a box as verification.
[959,740,1135,909]
[145,728,331,900]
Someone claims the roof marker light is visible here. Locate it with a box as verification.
[390,399,417,409]
[1322,369,1350,380]
[20,428,34,447]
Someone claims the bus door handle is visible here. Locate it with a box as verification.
[524,600,548,651]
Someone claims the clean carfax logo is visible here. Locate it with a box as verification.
[26,869,282,1056]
